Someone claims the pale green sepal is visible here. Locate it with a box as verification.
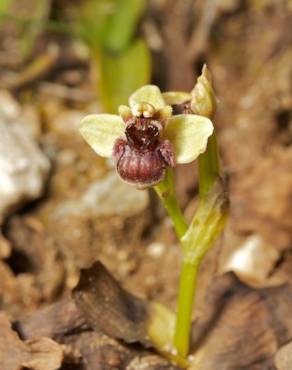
[164,114,213,164]
[162,91,191,105]
[129,85,166,110]
[80,114,125,157]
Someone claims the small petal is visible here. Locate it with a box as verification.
[80,114,125,158]
[162,91,191,105]
[163,114,213,164]
[129,85,166,110]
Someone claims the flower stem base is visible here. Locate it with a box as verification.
[173,260,199,358]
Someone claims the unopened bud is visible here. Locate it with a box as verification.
[190,65,216,118]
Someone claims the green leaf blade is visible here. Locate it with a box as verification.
[99,39,151,113]
[103,0,146,52]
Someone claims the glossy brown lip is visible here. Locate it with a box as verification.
[116,146,166,187]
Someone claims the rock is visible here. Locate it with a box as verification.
[126,356,179,370]
[22,338,64,370]
[3,216,66,312]
[0,92,50,223]
[0,90,21,119]
[48,109,83,135]
[82,172,149,217]
[0,232,11,259]
[223,234,280,286]
[231,148,292,250]
[146,242,166,258]
[275,341,292,370]
[54,171,149,219]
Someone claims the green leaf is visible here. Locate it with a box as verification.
[73,0,115,51]
[129,85,165,111]
[99,39,151,113]
[0,0,11,14]
[162,91,191,105]
[164,114,213,164]
[103,0,146,53]
[73,0,145,53]
[80,114,125,157]
[20,0,49,57]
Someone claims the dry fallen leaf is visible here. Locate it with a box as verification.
[23,338,63,370]
[0,312,63,370]
[189,274,292,370]
[73,260,151,345]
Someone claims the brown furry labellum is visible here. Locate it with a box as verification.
[113,116,175,189]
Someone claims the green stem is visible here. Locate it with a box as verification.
[173,260,199,358]
[173,131,224,358]
[198,132,220,197]
[154,169,188,239]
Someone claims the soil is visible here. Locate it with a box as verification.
[0,1,292,369]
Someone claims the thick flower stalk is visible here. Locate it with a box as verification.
[79,85,213,189]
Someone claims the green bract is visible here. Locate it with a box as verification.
[80,85,214,165]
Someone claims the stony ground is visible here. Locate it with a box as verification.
[0,1,292,369]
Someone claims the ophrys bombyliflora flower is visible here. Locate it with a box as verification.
[80,85,213,188]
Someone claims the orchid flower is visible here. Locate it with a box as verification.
[78,68,227,363]
[79,85,213,189]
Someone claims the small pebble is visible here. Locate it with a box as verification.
[147,242,165,258]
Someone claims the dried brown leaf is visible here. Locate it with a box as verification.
[73,261,151,345]
[0,313,63,370]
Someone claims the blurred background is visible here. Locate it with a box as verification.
[0,1,292,367]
